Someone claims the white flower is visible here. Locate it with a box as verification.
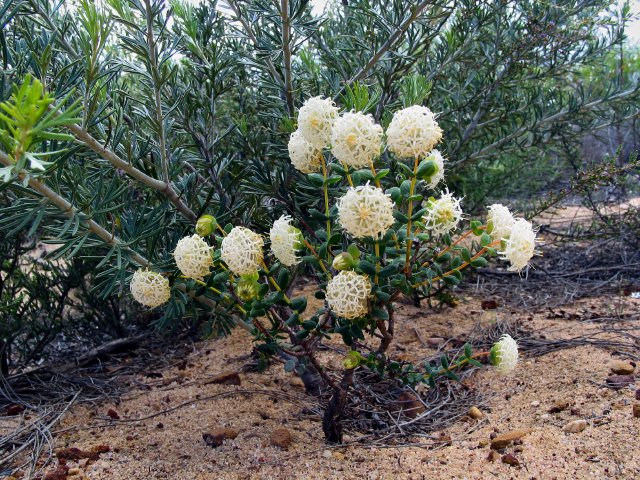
[221,226,264,276]
[130,269,170,308]
[486,204,515,242]
[423,190,463,236]
[288,130,323,174]
[326,270,371,319]
[386,105,443,158]
[269,215,302,267]
[297,96,339,148]
[330,111,383,168]
[337,183,395,238]
[174,234,213,280]
[425,149,445,189]
[499,218,536,271]
[490,334,519,374]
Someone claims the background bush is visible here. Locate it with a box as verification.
[0,0,638,370]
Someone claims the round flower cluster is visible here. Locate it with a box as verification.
[130,269,170,308]
[490,334,519,374]
[221,226,264,276]
[486,204,516,242]
[174,234,213,280]
[499,218,536,272]
[326,270,371,319]
[269,215,302,267]
[288,130,323,174]
[337,183,395,238]
[423,190,463,236]
[330,111,383,168]
[425,149,445,189]
[386,105,443,158]
[297,96,339,148]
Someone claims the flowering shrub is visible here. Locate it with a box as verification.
[127,97,535,442]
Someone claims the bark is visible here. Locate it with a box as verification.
[322,369,354,443]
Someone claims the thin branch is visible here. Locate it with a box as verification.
[0,151,150,267]
[143,0,171,184]
[333,0,433,101]
[280,0,294,116]
[63,120,197,222]
[226,0,284,86]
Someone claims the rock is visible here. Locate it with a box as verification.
[514,445,524,453]
[106,409,119,420]
[548,400,569,413]
[390,391,426,418]
[468,406,483,419]
[610,360,635,375]
[502,454,520,466]
[636,389,640,401]
[270,428,292,449]
[478,439,489,447]
[481,299,499,310]
[426,337,445,347]
[633,403,640,418]
[202,428,239,448]
[487,450,500,462]
[322,450,332,458]
[530,400,540,407]
[606,375,635,389]
[563,419,587,433]
[490,429,532,449]
[4,404,25,416]
[204,371,241,386]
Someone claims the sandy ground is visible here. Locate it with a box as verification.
[12,287,637,480]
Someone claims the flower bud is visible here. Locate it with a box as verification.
[343,351,363,369]
[196,215,217,237]
[236,273,260,301]
[332,252,355,271]
[417,158,438,179]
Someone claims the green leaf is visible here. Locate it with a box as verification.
[290,296,307,313]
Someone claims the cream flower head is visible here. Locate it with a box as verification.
[337,183,395,238]
[326,270,371,319]
[425,149,445,189]
[499,218,536,271]
[330,111,383,168]
[288,130,323,174]
[490,334,519,374]
[130,269,170,308]
[487,204,515,242]
[297,96,339,148]
[269,215,302,267]
[221,226,264,276]
[174,234,213,280]
[423,190,463,236]
[386,105,443,158]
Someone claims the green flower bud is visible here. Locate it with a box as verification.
[417,158,438,179]
[236,273,260,301]
[343,350,363,370]
[332,252,355,271]
[196,215,217,237]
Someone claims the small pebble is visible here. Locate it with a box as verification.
[563,419,587,433]
[530,400,540,407]
[633,403,640,418]
[502,453,520,466]
[468,406,483,419]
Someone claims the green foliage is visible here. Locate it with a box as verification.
[0,2,636,438]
